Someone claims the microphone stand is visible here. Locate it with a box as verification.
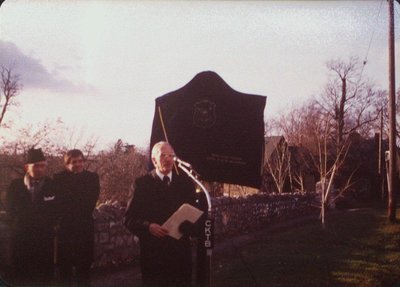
[176,163,213,287]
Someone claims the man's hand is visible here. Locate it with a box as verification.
[149,223,169,238]
[178,220,195,236]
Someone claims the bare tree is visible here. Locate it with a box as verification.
[264,137,291,194]
[0,65,20,128]
[288,146,315,193]
[268,58,386,222]
[271,101,320,148]
[2,119,67,156]
[311,115,356,227]
[94,139,148,205]
[289,163,305,193]
[316,57,381,150]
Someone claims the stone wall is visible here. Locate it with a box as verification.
[93,202,139,268]
[0,193,318,269]
[212,192,318,238]
[92,192,318,267]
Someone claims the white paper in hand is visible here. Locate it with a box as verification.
[162,203,203,240]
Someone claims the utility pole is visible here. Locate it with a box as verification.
[380,108,385,200]
[387,0,397,222]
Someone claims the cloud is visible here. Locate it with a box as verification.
[0,40,95,93]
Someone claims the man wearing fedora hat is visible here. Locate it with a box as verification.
[5,148,58,286]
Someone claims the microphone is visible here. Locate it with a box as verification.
[173,157,192,168]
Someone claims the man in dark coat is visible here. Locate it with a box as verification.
[54,149,100,287]
[6,148,58,286]
[124,141,197,287]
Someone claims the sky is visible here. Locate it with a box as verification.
[0,0,399,150]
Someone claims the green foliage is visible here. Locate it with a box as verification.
[213,208,400,287]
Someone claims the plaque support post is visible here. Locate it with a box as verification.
[176,163,213,287]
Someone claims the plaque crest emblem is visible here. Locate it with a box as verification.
[193,99,216,129]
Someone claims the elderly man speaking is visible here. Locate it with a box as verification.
[124,141,199,287]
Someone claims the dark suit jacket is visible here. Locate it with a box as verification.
[6,176,57,283]
[124,169,196,286]
[6,176,57,240]
[53,170,100,242]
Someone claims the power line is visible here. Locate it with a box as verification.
[395,1,400,19]
[358,0,385,84]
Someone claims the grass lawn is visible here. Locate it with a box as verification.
[212,208,400,287]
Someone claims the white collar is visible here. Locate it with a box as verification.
[24,174,43,190]
[156,169,172,182]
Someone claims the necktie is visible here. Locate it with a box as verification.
[32,180,40,202]
[163,176,170,186]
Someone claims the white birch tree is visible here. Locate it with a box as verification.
[266,138,291,194]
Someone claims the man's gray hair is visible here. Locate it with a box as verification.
[151,141,173,158]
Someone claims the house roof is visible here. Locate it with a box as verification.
[264,136,285,162]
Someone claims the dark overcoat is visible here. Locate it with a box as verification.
[53,169,100,281]
[6,176,57,285]
[124,170,196,287]
[54,170,99,241]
